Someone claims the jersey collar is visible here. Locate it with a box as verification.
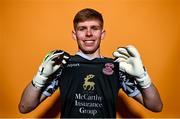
[76,52,103,60]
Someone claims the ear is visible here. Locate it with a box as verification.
[72,31,77,40]
[100,30,106,40]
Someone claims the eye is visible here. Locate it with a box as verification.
[77,26,86,31]
[91,26,101,30]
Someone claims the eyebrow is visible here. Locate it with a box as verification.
[77,25,101,29]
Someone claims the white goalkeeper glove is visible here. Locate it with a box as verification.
[32,50,70,88]
[113,45,151,88]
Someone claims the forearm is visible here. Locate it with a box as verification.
[134,83,163,112]
[18,50,69,113]
[141,83,163,112]
[18,82,47,113]
[113,45,163,112]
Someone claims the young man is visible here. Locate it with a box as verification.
[19,8,163,118]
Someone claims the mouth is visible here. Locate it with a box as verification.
[83,40,95,46]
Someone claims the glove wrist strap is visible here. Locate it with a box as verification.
[32,72,48,88]
[136,71,151,88]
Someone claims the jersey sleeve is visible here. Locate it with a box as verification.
[119,71,140,97]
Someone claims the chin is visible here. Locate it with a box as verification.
[82,50,96,54]
[78,45,99,54]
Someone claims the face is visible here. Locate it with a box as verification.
[72,20,105,54]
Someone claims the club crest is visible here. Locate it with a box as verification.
[102,63,114,75]
[83,74,95,91]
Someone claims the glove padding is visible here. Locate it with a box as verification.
[113,45,151,88]
[32,50,70,88]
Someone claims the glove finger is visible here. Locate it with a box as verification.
[54,51,70,63]
[44,54,63,67]
[119,62,132,74]
[44,53,63,63]
[52,50,69,66]
[53,56,67,65]
[41,60,55,68]
[117,53,129,59]
[62,59,67,64]
[54,54,69,65]
[113,52,129,59]
[126,45,140,57]
[63,55,70,59]
[44,50,64,61]
[113,51,120,57]
[49,50,70,62]
[63,52,70,59]
[117,47,130,58]
[53,64,61,72]
[43,51,66,66]
[50,57,68,71]
[114,57,127,62]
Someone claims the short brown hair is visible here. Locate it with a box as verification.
[73,8,104,30]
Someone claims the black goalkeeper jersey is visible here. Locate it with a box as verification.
[58,55,121,118]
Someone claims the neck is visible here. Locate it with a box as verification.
[78,49,102,59]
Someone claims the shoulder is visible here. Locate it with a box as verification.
[69,55,87,62]
[103,57,114,61]
[100,57,115,63]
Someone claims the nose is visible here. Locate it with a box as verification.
[86,29,93,37]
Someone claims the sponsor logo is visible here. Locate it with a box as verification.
[67,63,80,67]
[75,93,103,116]
[79,107,97,116]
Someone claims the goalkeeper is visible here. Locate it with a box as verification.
[19,8,163,118]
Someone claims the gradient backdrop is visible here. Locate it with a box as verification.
[0,0,180,118]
